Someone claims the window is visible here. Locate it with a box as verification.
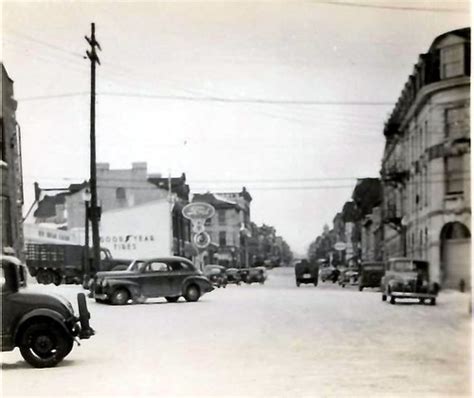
[146,262,169,272]
[446,107,470,137]
[445,156,464,194]
[441,44,464,79]
[116,187,126,200]
[1,195,12,248]
[219,231,226,246]
[0,118,4,162]
[218,210,226,225]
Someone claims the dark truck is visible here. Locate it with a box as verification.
[1,255,94,368]
[295,259,319,287]
[25,243,132,286]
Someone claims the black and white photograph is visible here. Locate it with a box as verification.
[1,1,471,397]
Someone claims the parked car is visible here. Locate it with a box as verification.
[295,260,319,287]
[320,264,338,283]
[381,258,439,305]
[225,268,242,285]
[339,267,359,288]
[245,266,267,284]
[358,262,385,291]
[92,256,214,305]
[203,264,228,288]
[1,255,94,368]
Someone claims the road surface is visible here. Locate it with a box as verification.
[2,267,471,397]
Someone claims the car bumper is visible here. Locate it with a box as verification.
[94,293,109,300]
[391,291,436,299]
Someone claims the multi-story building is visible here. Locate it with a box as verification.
[1,64,24,259]
[381,27,470,288]
[32,163,191,258]
[193,188,252,267]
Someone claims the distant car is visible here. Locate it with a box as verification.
[1,255,94,368]
[92,256,214,305]
[319,264,337,282]
[358,262,385,291]
[225,268,242,285]
[244,267,267,284]
[295,260,318,287]
[339,267,359,288]
[381,258,439,305]
[203,264,228,288]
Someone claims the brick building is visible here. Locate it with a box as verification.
[1,64,24,259]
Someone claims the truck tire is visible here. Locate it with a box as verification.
[53,272,61,286]
[184,284,200,302]
[19,321,73,368]
[36,269,55,285]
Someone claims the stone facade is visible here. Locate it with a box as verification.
[381,28,471,288]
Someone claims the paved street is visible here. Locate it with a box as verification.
[2,267,471,397]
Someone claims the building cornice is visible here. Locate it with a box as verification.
[400,76,470,130]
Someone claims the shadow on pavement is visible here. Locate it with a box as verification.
[1,358,78,370]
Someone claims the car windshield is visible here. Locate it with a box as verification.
[363,264,383,271]
[391,260,415,272]
[127,260,145,271]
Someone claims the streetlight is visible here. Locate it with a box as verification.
[82,188,91,282]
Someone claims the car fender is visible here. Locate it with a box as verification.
[181,275,212,292]
[105,279,142,299]
[14,308,72,345]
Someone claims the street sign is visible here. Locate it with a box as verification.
[334,242,347,251]
[182,202,215,221]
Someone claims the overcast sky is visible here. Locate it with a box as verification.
[2,1,469,256]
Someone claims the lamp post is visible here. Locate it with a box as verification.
[82,188,91,281]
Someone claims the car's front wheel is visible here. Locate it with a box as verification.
[184,284,201,302]
[19,322,73,368]
[111,288,130,305]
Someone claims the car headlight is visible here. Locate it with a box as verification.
[100,279,108,287]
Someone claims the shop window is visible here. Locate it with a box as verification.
[440,44,464,79]
[445,156,464,194]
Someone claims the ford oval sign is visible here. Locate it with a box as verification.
[182,202,215,220]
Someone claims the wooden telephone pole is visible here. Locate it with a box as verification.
[85,23,102,274]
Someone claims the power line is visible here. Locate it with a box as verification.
[17,91,394,106]
[317,0,468,13]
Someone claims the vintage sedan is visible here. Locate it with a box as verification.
[203,264,228,288]
[358,262,385,291]
[92,257,214,305]
[244,266,267,284]
[225,268,242,285]
[381,258,439,305]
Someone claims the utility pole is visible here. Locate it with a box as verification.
[85,23,102,274]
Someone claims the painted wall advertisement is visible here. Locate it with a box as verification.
[99,199,171,258]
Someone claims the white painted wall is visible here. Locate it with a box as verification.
[99,199,172,258]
